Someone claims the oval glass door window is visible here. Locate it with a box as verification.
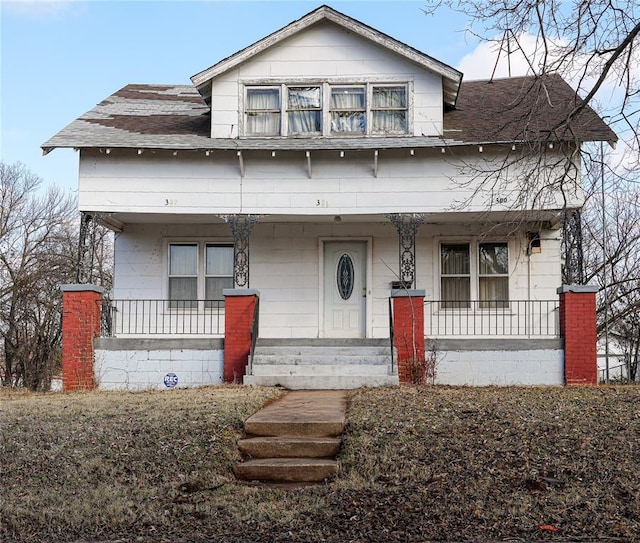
[336,254,355,300]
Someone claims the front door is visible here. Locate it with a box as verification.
[323,241,366,338]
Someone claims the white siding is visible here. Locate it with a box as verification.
[79,148,581,216]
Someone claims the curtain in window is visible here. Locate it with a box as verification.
[441,244,470,308]
[330,87,365,133]
[169,244,197,306]
[246,88,280,135]
[372,87,407,132]
[288,87,321,133]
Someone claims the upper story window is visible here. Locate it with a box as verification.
[243,82,409,137]
[372,85,407,133]
[246,88,281,136]
[330,86,365,134]
[288,87,322,134]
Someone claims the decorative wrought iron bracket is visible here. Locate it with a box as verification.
[76,212,98,284]
[387,213,426,289]
[562,209,584,285]
[220,214,262,288]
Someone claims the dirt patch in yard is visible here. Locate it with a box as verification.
[1,385,638,542]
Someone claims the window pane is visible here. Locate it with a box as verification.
[441,244,470,275]
[246,112,280,135]
[479,277,509,308]
[206,277,233,302]
[169,277,197,304]
[169,244,197,275]
[330,87,365,109]
[289,110,321,133]
[373,86,406,108]
[247,88,279,109]
[441,278,470,308]
[206,245,233,276]
[331,112,365,133]
[288,87,321,109]
[479,243,508,275]
[373,111,406,132]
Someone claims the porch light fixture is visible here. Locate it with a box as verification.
[271,151,276,157]
[549,143,554,149]
[137,149,143,155]
[478,145,483,153]
[441,148,445,154]
[511,144,516,151]
[105,148,111,154]
[409,149,415,156]
[340,151,345,158]
[172,151,178,156]
[205,150,211,157]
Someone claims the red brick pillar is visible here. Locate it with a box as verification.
[60,285,104,391]
[223,289,259,383]
[557,285,599,385]
[391,290,426,385]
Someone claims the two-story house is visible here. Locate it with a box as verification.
[44,5,615,390]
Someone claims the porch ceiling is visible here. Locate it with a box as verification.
[92,209,565,230]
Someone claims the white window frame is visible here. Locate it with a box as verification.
[242,80,410,137]
[166,240,233,309]
[437,239,511,310]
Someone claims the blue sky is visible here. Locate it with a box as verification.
[0,0,540,192]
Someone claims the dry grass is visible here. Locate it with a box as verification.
[1,385,639,542]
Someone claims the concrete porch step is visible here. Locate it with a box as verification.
[244,373,399,389]
[238,436,341,458]
[234,458,338,483]
[236,391,347,483]
[250,363,390,376]
[252,352,390,365]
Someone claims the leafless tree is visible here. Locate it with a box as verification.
[0,162,113,391]
[582,157,640,381]
[425,1,640,147]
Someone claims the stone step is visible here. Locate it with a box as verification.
[253,346,391,358]
[234,458,339,483]
[250,363,391,376]
[256,338,389,347]
[244,373,399,390]
[238,436,341,458]
[252,354,390,366]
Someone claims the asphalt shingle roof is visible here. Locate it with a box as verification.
[42,74,616,153]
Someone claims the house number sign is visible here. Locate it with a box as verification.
[337,254,354,300]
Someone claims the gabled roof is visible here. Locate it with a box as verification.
[41,75,616,154]
[444,74,617,145]
[190,4,463,108]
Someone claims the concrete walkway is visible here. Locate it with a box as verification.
[234,390,348,483]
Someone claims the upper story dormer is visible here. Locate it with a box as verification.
[190,5,462,139]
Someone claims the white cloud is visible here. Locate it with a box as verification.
[3,0,83,18]
[456,32,551,81]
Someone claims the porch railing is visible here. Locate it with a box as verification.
[101,299,225,337]
[424,299,559,337]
